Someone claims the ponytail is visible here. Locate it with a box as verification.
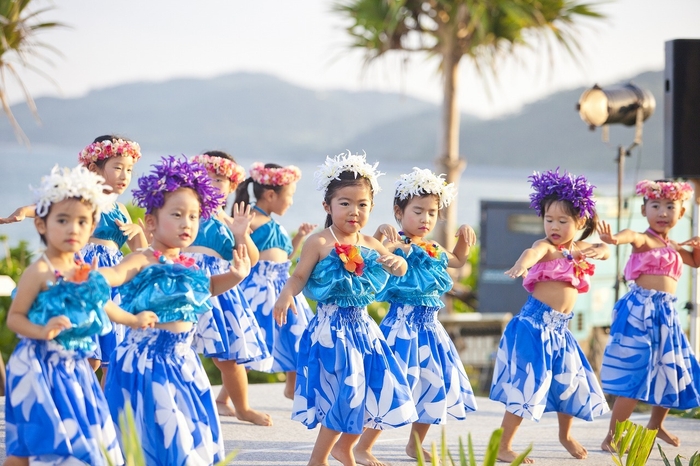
[324,214,333,229]
[578,212,599,241]
[234,178,254,213]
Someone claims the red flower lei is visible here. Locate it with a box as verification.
[335,243,364,276]
[558,245,595,279]
[153,249,197,268]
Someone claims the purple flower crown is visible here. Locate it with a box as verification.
[132,156,224,219]
[528,169,596,218]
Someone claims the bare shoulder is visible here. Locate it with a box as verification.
[360,234,383,249]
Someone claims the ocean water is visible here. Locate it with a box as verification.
[0,143,661,253]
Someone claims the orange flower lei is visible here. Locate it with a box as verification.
[559,245,595,279]
[335,243,364,276]
[399,231,441,258]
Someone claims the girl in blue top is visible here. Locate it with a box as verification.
[354,167,478,464]
[186,151,272,426]
[98,156,251,466]
[235,162,316,400]
[274,153,417,466]
[4,166,157,466]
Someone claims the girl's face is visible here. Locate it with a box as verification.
[543,200,584,247]
[97,156,135,195]
[146,188,201,250]
[324,183,372,235]
[269,182,296,216]
[208,170,234,197]
[35,198,95,254]
[642,198,685,233]
[396,195,439,239]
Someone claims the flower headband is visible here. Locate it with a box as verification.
[395,167,457,209]
[636,179,693,201]
[78,138,142,166]
[528,169,596,218]
[33,165,117,218]
[249,162,301,187]
[132,156,224,219]
[191,154,246,185]
[314,151,384,195]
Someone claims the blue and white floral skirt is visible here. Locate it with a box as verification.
[5,339,123,465]
[490,296,609,421]
[292,302,418,434]
[81,242,126,366]
[380,303,477,424]
[601,284,700,408]
[187,253,269,363]
[105,327,224,466]
[241,260,314,372]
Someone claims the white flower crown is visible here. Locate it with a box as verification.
[395,167,457,209]
[314,151,384,195]
[33,165,118,217]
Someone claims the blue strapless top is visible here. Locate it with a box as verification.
[27,271,112,351]
[192,217,235,261]
[303,247,389,308]
[251,217,293,256]
[92,204,128,248]
[375,245,452,308]
[118,264,212,323]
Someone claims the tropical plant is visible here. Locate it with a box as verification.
[415,426,532,465]
[0,0,63,143]
[658,444,700,466]
[334,0,605,249]
[608,419,658,466]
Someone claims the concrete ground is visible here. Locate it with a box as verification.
[1,383,699,465]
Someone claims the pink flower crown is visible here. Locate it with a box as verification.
[78,139,141,166]
[636,179,693,201]
[191,154,246,185]
[249,162,301,187]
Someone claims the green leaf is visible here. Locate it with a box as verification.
[483,427,503,466]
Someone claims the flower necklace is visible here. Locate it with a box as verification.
[329,226,364,276]
[149,247,197,268]
[399,231,441,259]
[43,253,91,284]
[558,243,594,279]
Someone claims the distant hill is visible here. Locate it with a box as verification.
[0,70,665,171]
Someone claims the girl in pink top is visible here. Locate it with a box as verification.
[491,169,610,463]
[599,179,700,452]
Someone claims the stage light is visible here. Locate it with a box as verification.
[577,83,655,128]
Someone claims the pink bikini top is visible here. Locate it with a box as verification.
[523,257,591,294]
[623,229,683,281]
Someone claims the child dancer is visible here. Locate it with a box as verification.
[492,169,610,463]
[98,156,251,465]
[354,167,478,464]
[598,179,700,451]
[235,162,316,399]
[274,152,418,466]
[186,151,272,426]
[4,165,157,466]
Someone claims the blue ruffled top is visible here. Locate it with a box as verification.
[251,206,293,256]
[118,264,212,323]
[375,245,452,308]
[27,271,112,351]
[92,204,128,248]
[191,216,235,261]
[304,247,389,308]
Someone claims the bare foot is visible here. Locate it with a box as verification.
[406,443,433,463]
[600,436,615,453]
[560,436,587,459]
[331,443,356,466]
[655,426,681,447]
[216,400,236,417]
[353,448,388,466]
[236,408,273,426]
[497,447,534,464]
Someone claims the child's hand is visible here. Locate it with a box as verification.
[115,219,144,241]
[505,264,528,278]
[296,223,317,237]
[229,244,252,281]
[133,311,158,329]
[228,202,255,237]
[597,221,618,245]
[43,316,71,340]
[274,295,297,326]
[580,243,607,259]
[679,236,700,249]
[377,253,405,271]
[456,224,476,246]
[137,218,153,245]
[0,207,27,224]
[376,224,400,242]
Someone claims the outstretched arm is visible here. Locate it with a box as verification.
[0,204,36,224]
[273,235,321,324]
[104,301,158,328]
[97,252,148,288]
[210,244,252,295]
[446,224,476,268]
[678,236,700,268]
[504,240,550,278]
[118,203,148,252]
[371,236,408,276]
[597,221,646,248]
[224,202,260,266]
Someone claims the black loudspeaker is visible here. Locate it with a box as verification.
[665,39,700,178]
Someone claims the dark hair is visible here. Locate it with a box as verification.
[539,195,598,241]
[233,163,284,213]
[323,171,374,228]
[37,198,98,245]
[199,150,237,210]
[393,192,441,225]
[90,134,134,170]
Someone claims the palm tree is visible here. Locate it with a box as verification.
[0,0,62,144]
[334,0,604,248]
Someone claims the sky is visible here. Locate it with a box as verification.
[5,0,700,119]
